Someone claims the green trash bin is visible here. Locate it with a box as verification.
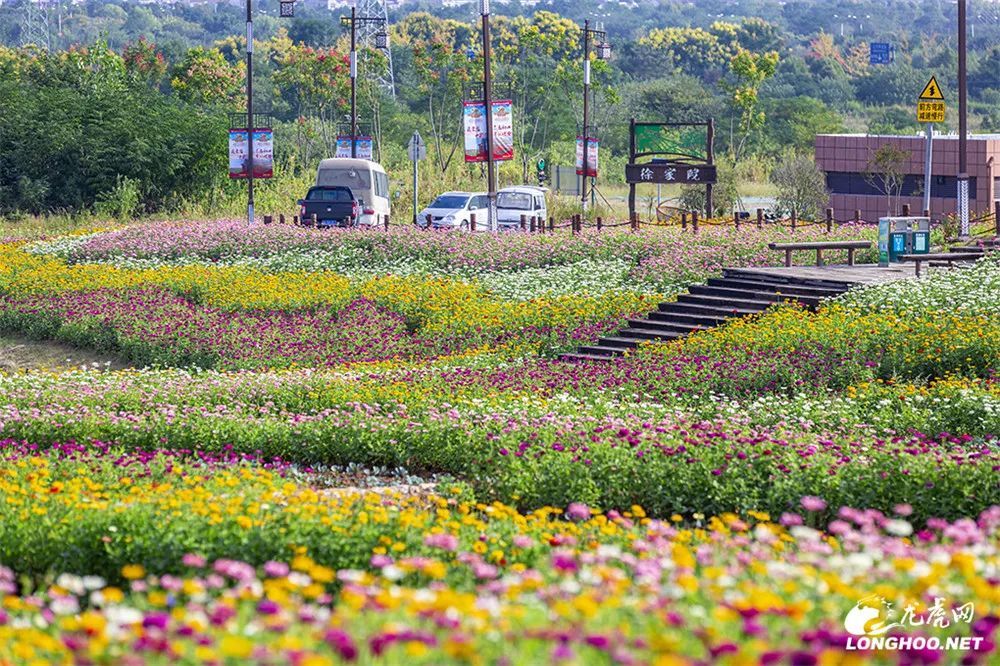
[888,219,911,262]
[911,219,931,254]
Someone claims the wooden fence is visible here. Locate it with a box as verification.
[262,201,1000,241]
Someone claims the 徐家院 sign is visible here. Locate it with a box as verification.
[625,163,717,185]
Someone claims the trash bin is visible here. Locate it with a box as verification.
[888,219,911,262]
[911,218,931,254]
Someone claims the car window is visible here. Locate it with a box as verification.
[375,171,389,198]
[534,196,545,211]
[317,168,372,191]
[471,195,489,210]
[429,195,471,209]
[497,192,532,210]
[308,188,353,202]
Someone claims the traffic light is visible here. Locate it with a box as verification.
[536,158,547,186]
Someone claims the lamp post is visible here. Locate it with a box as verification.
[480,0,497,231]
[341,8,387,159]
[958,0,970,238]
[580,20,610,217]
[245,0,255,225]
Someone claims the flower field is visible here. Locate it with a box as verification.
[0,220,997,664]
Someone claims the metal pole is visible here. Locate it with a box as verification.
[581,20,590,215]
[706,118,715,217]
[246,0,254,225]
[350,6,358,159]
[923,123,934,217]
[481,0,497,231]
[412,150,418,226]
[628,118,636,221]
[958,0,970,237]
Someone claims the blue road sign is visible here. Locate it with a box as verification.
[870,42,893,65]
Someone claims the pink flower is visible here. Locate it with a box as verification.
[800,496,827,512]
[181,553,206,568]
[566,502,590,521]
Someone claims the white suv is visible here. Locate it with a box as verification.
[418,192,489,230]
[497,186,548,231]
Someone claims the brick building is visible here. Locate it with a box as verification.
[814,133,1000,222]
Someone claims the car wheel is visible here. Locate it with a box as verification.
[460,220,470,232]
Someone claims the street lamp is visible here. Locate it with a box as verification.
[580,20,609,217]
[340,9,387,159]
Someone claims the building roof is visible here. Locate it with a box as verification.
[817,133,1000,141]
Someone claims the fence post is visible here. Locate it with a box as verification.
[902,203,911,217]
[311,213,318,227]
[520,214,527,231]
[425,214,432,229]
[995,201,1000,236]
[692,210,699,234]
[529,216,536,233]
[681,212,688,231]
[632,212,639,232]
[293,215,299,226]
[384,214,390,232]
[279,214,285,225]
[826,208,833,233]
[756,208,763,230]
[470,213,477,232]
[854,209,862,225]
[549,216,554,232]
[790,209,797,232]
[733,211,740,229]
[596,217,602,232]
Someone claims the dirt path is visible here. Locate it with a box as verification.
[0,336,130,372]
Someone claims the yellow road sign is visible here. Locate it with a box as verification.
[919,76,944,100]
[917,100,945,123]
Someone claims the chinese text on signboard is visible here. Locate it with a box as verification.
[463,100,514,163]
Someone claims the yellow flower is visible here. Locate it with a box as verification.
[121,564,145,580]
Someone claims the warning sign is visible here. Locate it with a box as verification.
[917,76,945,122]
[919,76,944,100]
[917,101,945,123]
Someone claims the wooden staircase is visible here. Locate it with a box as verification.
[561,269,856,362]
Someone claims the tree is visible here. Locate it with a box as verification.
[763,96,843,154]
[771,152,829,220]
[724,48,779,160]
[122,38,167,88]
[864,144,908,216]
[170,46,243,107]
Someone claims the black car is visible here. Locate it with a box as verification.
[298,186,359,228]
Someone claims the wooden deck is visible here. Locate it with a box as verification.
[730,263,917,286]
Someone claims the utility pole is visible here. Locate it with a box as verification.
[341,7,387,160]
[580,21,609,218]
[246,0,255,225]
[481,0,497,231]
[957,0,970,238]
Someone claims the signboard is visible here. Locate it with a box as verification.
[575,137,599,177]
[917,75,945,123]
[878,217,891,267]
[869,42,893,65]
[335,136,374,160]
[407,131,426,161]
[463,99,514,163]
[626,163,717,185]
[634,124,707,160]
[229,128,273,179]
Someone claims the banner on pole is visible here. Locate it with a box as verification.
[229,128,274,179]
[463,100,514,163]
[575,137,599,177]
[335,136,374,160]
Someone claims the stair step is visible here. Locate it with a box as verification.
[694,283,827,304]
[619,327,685,341]
[675,294,776,310]
[720,271,854,292]
[578,345,624,357]
[560,352,614,362]
[662,302,764,317]
[709,276,848,296]
[598,337,641,349]
[645,311,729,327]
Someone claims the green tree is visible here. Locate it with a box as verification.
[771,152,829,220]
[724,48,779,160]
[864,144,909,216]
[170,46,243,107]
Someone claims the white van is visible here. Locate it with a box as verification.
[497,186,548,231]
[315,158,390,227]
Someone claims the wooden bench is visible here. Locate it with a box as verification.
[900,252,984,277]
[768,241,872,267]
